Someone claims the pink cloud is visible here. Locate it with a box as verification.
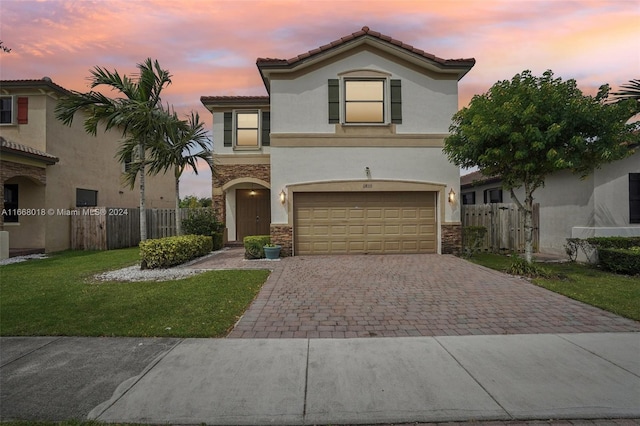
[2,0,637,197]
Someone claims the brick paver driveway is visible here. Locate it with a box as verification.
[190,249,640,338]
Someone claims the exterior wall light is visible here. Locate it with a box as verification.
[448,188,456,204]
[279,189,287,205]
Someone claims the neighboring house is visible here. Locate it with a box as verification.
[0,78,175,255]
[201,26,475,256]
[460,150,640,255]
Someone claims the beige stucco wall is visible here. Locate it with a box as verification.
[1,87,175,252]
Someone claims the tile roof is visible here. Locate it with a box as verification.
[1,136,59,164]
[257,26,475,69]
[0,78,71,95]
[200,95,269,104]
[460,170,501,187]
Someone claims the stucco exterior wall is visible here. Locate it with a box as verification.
[462,152,640,255]
[270,145,460,225]
[270,48,459,135]
[1,86,175,252]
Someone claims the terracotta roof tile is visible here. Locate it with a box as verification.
[1,136,59,164]
[460,170,501,187]
[0,78,71,95]
[256,26,475,68]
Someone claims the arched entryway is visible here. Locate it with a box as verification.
[222,178,271,242]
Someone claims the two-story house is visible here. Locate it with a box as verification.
[0,78,174,255]
[202,27,475,256]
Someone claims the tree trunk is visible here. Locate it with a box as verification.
[175,168,181,236]
[510,186,534,263]
[139,143,147,241]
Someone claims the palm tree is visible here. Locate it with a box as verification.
[139,110,213,235]
[612,79,640,102]
[55,58,174,241]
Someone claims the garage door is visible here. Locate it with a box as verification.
[294,191,436,255]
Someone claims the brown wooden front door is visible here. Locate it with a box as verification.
[236,189,271,240]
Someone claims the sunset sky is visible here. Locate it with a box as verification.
[1,0,638,198]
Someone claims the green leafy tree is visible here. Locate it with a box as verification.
[138,111,213,235]
[55,58,175,241]
[445,70,639,263]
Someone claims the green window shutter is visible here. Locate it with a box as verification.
[328,79,340,123]
[390,79,402,124]
[223,112,232,147]
[261,111,270,146]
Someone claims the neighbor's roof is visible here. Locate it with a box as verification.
[1,136,59,165]
[460,170,501,188]
[0,78,71,96]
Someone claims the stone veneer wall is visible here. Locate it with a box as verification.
[441,223,462,255]
[270,224,292,257]
[213,162,271,226]
[0,160,47,231]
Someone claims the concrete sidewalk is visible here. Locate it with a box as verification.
[4,333,637,425]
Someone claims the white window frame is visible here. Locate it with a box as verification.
[233,109,262,150]
[0,96,15,125]
[338,70,392,126]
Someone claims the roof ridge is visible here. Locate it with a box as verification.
[256,26,475,67]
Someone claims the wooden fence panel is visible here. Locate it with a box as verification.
[461,203,539,253]
[71,207,214,250]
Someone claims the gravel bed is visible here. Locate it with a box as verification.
[95,265,208,282]
[0,254,48,266]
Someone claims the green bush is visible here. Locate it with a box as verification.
[506,255,551,278]
[182,209,224,236]
[587,236,640,249]
[598,247,640,275]
[243,235,270,259]
[212,232,224,251]
[140,235,213,269]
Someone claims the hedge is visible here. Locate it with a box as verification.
[140,235,213,269]
[587,236,640,249]
[243,235,271,259]
[598,247,640,275]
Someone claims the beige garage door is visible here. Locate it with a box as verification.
[294,191,436,255]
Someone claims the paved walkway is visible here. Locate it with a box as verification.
[4,333,639,425]
[190,248,640,338]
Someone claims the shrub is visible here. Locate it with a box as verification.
[243,235,270,259]
[140,235,213,269]
[182,209,224,236]
[506,255,551,278]
[212,232,224,251]
[587,236,640,250]
[598,247,640,275]
[462,226,487,258]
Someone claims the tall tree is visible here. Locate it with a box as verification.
[55,58,174,241]
[138,111,213,235]
[444,70,639,263]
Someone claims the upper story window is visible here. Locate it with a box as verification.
[236,111,259,147]
[630,173,640,224]
[328,72,402,125]
[223,110,270,150]
[344,80,384,124]
[0,96,28,125]
[0,97,13,124]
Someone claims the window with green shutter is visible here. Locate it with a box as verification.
[223,112,232,147]
[328,77,402,125]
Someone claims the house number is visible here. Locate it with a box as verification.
[362,183,373,189]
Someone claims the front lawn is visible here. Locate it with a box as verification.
[0,248,270,337]
[470,253,640,321]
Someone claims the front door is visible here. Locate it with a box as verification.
[236,189,271,240]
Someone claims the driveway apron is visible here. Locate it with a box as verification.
[190,250,640,338]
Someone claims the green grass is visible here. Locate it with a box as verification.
[0,248,270,337]
[470,253,640,321]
